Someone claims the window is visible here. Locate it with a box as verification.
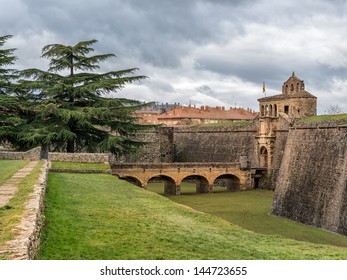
[284,105,289,114]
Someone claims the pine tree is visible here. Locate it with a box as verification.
[0,35,22,146]
[18,39,150,155]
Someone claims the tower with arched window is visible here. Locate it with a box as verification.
[256,73,317,175]
[258,72,317,119]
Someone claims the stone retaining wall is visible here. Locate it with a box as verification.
[4,160,49,259]
[0,147,42,161]
[48,152,109,163]
[49,168,111,174]
[0,147,110,163]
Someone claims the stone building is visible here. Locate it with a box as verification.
[258,72,317,118]
[255,73,317,175]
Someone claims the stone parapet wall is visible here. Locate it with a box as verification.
[112,162,240,169]
[48,152,109,163]
[4,160,49,259]
[0,147,41,161]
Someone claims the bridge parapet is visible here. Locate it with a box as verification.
[111,162,240,169]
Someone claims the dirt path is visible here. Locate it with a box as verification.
[0,161,39,208]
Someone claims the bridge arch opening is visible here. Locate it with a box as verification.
[213,174,241,192]
[148,175,178,195]
[180,175,210,194]
[117,176,142,188]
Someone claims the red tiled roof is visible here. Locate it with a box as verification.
[157,106,257,120]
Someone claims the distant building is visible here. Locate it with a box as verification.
[134,109,162,125]
[136,104,257,126]
[258,72,317,118]
[134,103,180,125]
[158,105,257,126]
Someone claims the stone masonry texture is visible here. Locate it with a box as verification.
[271,123,347,235]
[116,124,258,165]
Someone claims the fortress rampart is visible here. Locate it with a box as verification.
[271,122,347,235]
[112,124,259,167]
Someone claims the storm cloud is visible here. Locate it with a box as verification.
[1,0,347,113]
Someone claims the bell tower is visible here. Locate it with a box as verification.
[258,72,317,119]
[282,72,305,95]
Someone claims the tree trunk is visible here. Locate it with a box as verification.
[40,145,49,159]
[67,117,75,153]
[66,139,75,153]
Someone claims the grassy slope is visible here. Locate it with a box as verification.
[166,187,347,248]
[0,160,28,186]
[38,173,347,260]
[51,161,110,171]
[300,114,347,123]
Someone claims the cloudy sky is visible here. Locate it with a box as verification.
[1,0,347,113]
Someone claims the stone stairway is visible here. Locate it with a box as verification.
[0,161,39,208]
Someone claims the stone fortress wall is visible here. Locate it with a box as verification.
[173,124,258,163]
[114,124,259,165]
[271,121,347,235]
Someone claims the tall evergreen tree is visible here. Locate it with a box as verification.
[18,39,150,155]
[0,35,22,145]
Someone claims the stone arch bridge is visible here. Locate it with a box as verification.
[112,162,261,195]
